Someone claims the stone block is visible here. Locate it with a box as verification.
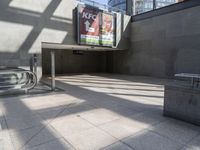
[164,84,200,125]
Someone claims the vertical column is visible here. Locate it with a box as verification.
[133,0,136,15]
[51,50,55,91]
[153,0,156,10]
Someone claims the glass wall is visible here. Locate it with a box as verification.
[108,0,127,11]
[108,0,186,15]
[134,0,186,15]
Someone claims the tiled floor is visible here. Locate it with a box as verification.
[0,74,199,150]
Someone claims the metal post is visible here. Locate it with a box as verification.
[153,0,156,10]
[133,0,136,15]
[33,54,37,74]
[191,77,194,88]
[51,50,55,91]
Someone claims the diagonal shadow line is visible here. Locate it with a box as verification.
[0,76,164,148]
[96,74,173,86]
[0,8,73,31]
[57,75,165,85]
[0,0,11,9]
[38,78,163,120]
[107,93,164,98]
[1,96,75,149]
[72,85,164,92]
[17,0,62,55]
[0,1,77,148]
[19,103,71,150]
[0,0,71,63]
[55,79,163,87]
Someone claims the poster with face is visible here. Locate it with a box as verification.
[78,5,115,47]
[101,13,114,46]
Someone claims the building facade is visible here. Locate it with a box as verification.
[135,0,177,15]
[108,0,184,15]
[108,0,127,11]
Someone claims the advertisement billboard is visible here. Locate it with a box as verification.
[77,5,115,47]
[101,13,114,46]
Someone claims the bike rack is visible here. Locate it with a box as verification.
[0,67,37,93]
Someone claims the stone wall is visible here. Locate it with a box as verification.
[164,84,200,125]
[109,5,200,78]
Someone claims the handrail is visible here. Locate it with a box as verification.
[0,68,37,91]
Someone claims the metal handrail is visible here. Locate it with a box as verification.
[0,68,37,91]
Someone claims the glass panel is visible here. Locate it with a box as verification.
[134,0,154,15]
[133,0,186,15]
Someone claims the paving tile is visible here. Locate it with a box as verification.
[151,119,200,144]
[80,108,121,126]
[111,94,163,107]
[102,141,134,150]
[129,111,167,127]
[21,93,79,111]
[10,124,61,149]
[2,101,35,118]
[66,102,96,115]
[99,118,145,139]
[6,114,43,130]
[63,127,117,150]
[1,74,197,150]
[10,125,43,149]
[102,103,143,117]
[99,110,167,140]
[28,138,75,150]
[36,105,67,123]
[122,130,182,150]
[0,130,14,150]
[181,145,200,150]
[0,96,22,103]
[50,115,95,136]
[181,134,200,150]
[21,97,57,110]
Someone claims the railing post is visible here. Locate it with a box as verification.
[51,50,55,91]
[153,0,156,10]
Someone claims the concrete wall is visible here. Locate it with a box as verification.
[0,0,78,79]
[164,84,200,125]
[109,5,200,78]
[0,0,130,78]
[42,50,107,74]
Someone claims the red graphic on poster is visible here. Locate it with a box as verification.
[80,7,100,35]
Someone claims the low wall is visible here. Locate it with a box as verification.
[164,84,200,125]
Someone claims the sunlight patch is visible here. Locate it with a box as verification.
[9,0,52,13]
[0,21,33,52]
[29,28,67,53]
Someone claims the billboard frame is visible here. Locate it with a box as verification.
[77,4,116,48]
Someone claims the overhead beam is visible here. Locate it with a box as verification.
[42,42,127,51]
